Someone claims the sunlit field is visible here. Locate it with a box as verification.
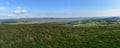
[0,24,120,48]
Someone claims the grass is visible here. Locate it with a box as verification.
[0,24,120,48]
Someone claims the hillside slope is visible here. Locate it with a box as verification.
[0,24,120,48]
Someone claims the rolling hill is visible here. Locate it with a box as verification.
[0,17,99,24]
[49,17,120,26]
[0,17,120,26]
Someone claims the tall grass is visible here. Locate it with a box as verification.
[0,24,120,48]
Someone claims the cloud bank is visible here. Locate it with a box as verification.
[0,6,120,18]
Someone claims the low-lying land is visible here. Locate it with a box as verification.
[0,24,120,48]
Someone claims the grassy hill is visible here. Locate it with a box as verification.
[0,24,120,48]
[50,17,120,26]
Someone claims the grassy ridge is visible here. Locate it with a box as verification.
[0,24,120,48]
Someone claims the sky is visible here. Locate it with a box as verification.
[0,0,120,18]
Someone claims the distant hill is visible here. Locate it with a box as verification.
[0,17,94,24]
[47,17,120,26]
[81,17,120,24]
[0,17,120,25]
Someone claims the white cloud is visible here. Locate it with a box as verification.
[0,7,120,18]
[13,7,28,14]
[0,14,15,17]
[13,9,27,14]
[0,6,29,18]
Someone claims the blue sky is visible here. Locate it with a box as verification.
[0,0,120,18]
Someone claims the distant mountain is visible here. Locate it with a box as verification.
[0,17,93,24]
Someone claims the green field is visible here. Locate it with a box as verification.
[0,24,120,48]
